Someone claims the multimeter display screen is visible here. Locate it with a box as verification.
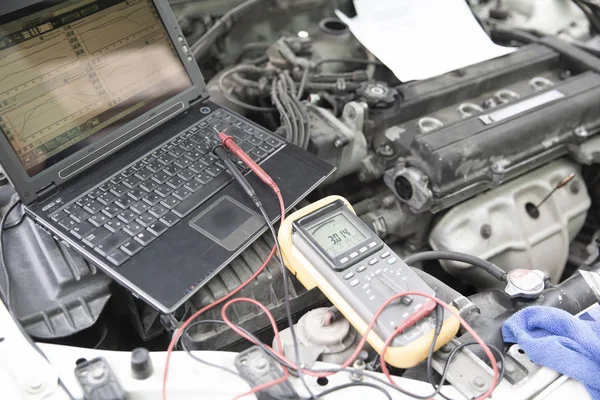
[306,213,367,258]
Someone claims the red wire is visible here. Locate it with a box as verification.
[162,133,286,400]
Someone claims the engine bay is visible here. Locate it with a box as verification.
[2,0,600,399]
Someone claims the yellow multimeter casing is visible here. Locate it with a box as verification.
[278,195,460,368]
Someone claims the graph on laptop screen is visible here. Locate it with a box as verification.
[0,0,193,176]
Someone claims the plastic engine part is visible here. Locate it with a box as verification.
[0,187,111,339]
[184,235,328,351]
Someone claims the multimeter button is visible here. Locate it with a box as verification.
[344,272,355,280]
[340,257,350,264]
[349,279,360,287]
[387,257,398,264]
[359,247,368,253]
[350,252,359,259]
[356,265,367,273]
[369,258,379,266]
[368,241,377,248]
[380,252,391,259]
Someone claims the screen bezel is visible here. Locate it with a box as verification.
[293,200,382,271]
[0,0,209,204]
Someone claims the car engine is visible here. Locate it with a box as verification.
[2,0,600,397]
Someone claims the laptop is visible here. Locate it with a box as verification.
[0,0,334,313]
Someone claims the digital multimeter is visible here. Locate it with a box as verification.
[279,196,460,368]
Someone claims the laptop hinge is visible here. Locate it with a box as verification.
[36,182,58,199]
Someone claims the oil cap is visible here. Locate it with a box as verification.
[131,347,153,380]
[504,269,546,299]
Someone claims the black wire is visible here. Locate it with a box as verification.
[257,204,316,399]
[297,67,310,100]
[431,341,506,400]
[0,200,22,310]
[218,66,276,113]
[403,251,507,282]
[571,0,600,34]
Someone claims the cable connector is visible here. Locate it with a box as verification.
[401,299,437,331]
[218,132,281,195]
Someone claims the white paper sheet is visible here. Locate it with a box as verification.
[336,0,514,81]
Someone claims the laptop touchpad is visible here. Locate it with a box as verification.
[189,196,264,251]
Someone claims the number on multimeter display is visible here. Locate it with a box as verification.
[307,213,367,258]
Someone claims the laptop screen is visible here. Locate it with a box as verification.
[0,0,193,177]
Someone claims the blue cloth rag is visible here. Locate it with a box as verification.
[502,306,600,400]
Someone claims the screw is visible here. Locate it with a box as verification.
[570,180,581,195]
[380,144,394,157]
[480,224,492,239]
[491,163,505,174]
[346,107,356,120]
[351,359,366,382]
[574,127,588,138]
[471,376,486,389]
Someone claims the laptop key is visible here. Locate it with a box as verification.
[115,197,134,209]
[110,183,129,197]
[178,169,195,181]
[131,201,150,215]
[95,231,130,257]
[121,240,143,256]
[136,213,156,227]
[128,189,147,201]
[163,165,181,176]
[185,151,203,161]
[50,211,68,222]
[83,228,112,248]
[83,201,103,214]
[155,184,174,198]
[118,211,137,224]
[160,212,180,227]
[97,192,117,205]
[149,205,169,219]
[140,180,159,192]
[132,161,146,171]
[135,167,154,180]
[121,168,136,178]
[188,162,205,174]
[247,136,262,146]
[158,153,176,165]
[59,217,78,231]
[152,171,170,184]
[169,147,186,158]
[142,193,162,206]
[195,173,213,184]
[206,166,223,177]
[105,219,125,233]
[107,249,130,267]
[70,209,91,223]
[148,221,168,237]
[166,177,185,189]
[174,158,191,169]
[71,221,96,240]
[89,214,109,228]
[63,204,77,214]
[124,222,144,236]
[102,205,121,219]
[134,230,156,246]
[123,176,141,189]
[161,196,180,209]
[173,174,232,218]
[184,180,203,192]
[173,188,191,201]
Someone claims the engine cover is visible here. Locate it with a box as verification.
[376,40,600,213]
[429,159,590,287]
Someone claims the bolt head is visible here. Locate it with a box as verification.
[471,376,486,389]
[480,224,492,239]
[491,163,505,174]
[574,127,588,138]
[346,107,356,119]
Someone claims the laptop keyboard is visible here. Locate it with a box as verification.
[48,109,284,268]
